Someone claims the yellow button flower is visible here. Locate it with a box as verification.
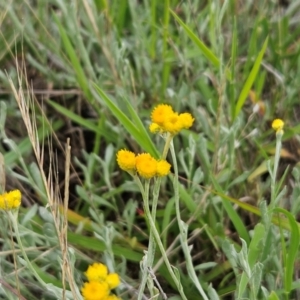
[150,105,195,135]
[0,190,21,210]
[149,122,161,133]
[85,263,108,282]
[156,160,171,177]
[272,119,284,132]
[116,150,136,172]
[106,273,120,289]
[151,104,174,126]
[81,281,109,300]
[162,112,182,134]
[178,113,194,129]
[135,153,157,179]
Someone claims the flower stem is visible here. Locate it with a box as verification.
[136,178,153,300]
[137,134,173,299]
[162,133,173,159]
[270,130,283,210]
[143,191,188,300]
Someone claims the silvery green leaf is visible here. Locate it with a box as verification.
[250,262,263,297]
[207,283,220,300]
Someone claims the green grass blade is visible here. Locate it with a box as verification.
[170,9,220,68]
[92,83,158,157]
[53,14,91,100]
[208,186,300,233]
[210,175,250,244]
[274,207,300,295]
[67,231,143,262]
[47,100,116,142]
[234,36,269,119]
[124,97,159,157]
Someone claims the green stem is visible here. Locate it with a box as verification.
[137,133,174,299]
[143,190,188,300]
[162,133,173,159]
[270,131,283,210]
[134,172,187,299]
[170,140,210,300]
[136,177,150,300]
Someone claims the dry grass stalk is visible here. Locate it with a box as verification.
[8,60,80,299]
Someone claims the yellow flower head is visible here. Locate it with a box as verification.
[149,122,161,134]
[85,263,108,282]
[106,295,121,300]
[156,160,171,177]
[178,113,194,129]
[162,112,182,134]
[0,190,21,210]
[106,273,120,289]
[151,104,174,126]
[135,153,157,179]
[150,105,195,135]
[272,119,284,133]
[116,150,136,172]
[81,281,109,300]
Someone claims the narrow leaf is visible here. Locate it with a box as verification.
[92,83,158,157]
[234,36,269,119]
[274,207,300,294]
[47,100,115,142]
[53,14,91,99]
[170,9,220,68]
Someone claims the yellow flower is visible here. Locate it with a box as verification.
[135,153,157,179]
[106,273,120,289]
[156,160,171,177]
[85,263,108,282]
[105,295,121,300]
[272,119,284,132]
[151,104,174,126]
[0,190,21,210]
[149,122,161,133]
[150,105,195,135]
[162,112,182,134]
[178,113,194,129]
[116,150,136,172]
[81,281,110,300]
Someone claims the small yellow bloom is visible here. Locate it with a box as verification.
[0,190,21,210]
[85,263,108,282]
[135,153,157,179]
[116,150,136,172]
[149,122,161,133]
[178,113,194,129]
[106,273,120,289]
[151,104,174,126]
[272,119,284,132]
[106,295,121,300]
[156,160,171,177]
[81,281,110,300]
[150,105,195,135]
[162,112,182,134]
